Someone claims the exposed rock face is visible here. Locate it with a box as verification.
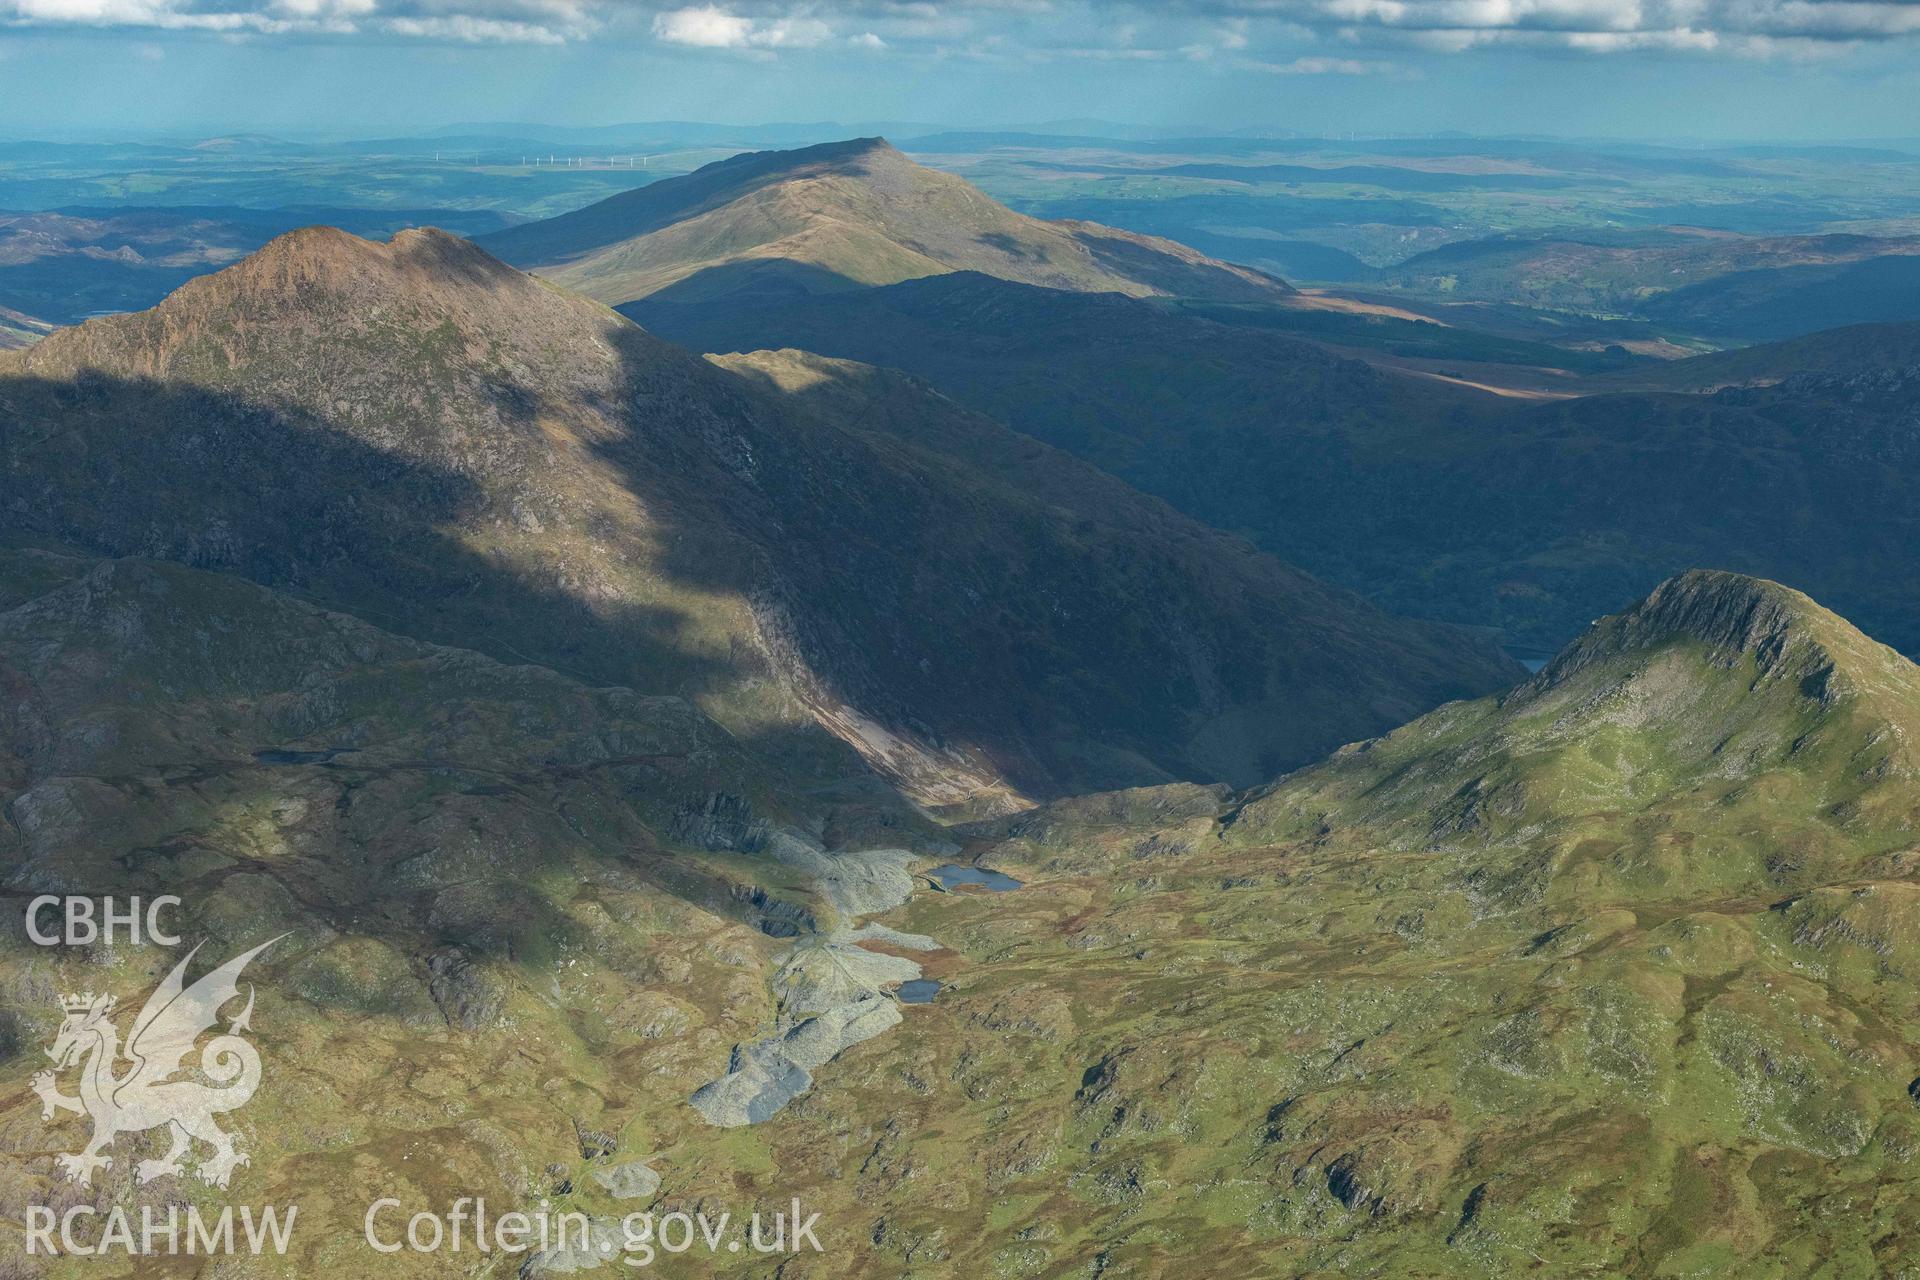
[426,946,507,1031]
[671,793,772,854]
[774,936,925,1013]
[591,1160,662,1201]
[689,927,928,1127]
[764,836,920,924]
[690,995,905,1128]
[522,1219,624,1276]
[1540,568,1850,682]
[688,867,943,1127]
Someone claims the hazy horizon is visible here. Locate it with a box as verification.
[3,1,1919,141]
[8,118,1920,150]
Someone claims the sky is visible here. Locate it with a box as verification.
[2,1,1919,140]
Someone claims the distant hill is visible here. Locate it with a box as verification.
[1375,231,1920,339]
[0,227,1508,809]
[1639,252,1920,339]
[477,137,1294,306]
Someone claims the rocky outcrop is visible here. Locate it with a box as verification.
[690,995,905,1128]
[687,860,946,1127]
[689,932,923,1127]
[591,1160,662,1201]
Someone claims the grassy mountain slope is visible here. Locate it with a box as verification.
[634,272,1920,658]
[0,514,1912,1274]
[0,227,1511,809]
[478,138,1294,306]
[848,571,1920,1276]
[0,548,946,1276]
[10,558,1918,1276]
[1234,569,1920,853]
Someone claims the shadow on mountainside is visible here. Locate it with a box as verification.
[0,369,742,704]
[629,272,1920,659]
[0,542,927,1038]
[1,261,1521,809]
[641,258,866,307]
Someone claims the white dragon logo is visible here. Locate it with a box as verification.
[32,936,283,1189]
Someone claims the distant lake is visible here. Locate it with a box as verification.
[926,864,1022,892]
[897,979,942,1004]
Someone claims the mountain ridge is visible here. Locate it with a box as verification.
[1227,568,1920,855]
[477,137,1295,306]
[0,225,1515,810]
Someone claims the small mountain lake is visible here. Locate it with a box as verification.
[254,747,356,765]
[926,864,1022,892]
[897,979,942,1004]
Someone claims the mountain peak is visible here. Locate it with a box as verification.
[11,224,590,383]
[1232,569,1920,851]
[478,136,1292,307]
[0,223,1515,810]
[1538,569,1860,689]
[225,223,521,292]
[1622,569,1821,649]
[766,135,897,165]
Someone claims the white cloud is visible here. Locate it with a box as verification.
[1209,0,1920,52]
[650,3,752,45]
[756,14,831,45]
[650,4,832,49]
[269,0,374,18]
[0,0,1915,56]
[386,12,568,40]
[0,0,590,38]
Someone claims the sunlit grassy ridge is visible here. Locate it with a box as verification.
[479,138,1295,308]
[897,570,1920,1277]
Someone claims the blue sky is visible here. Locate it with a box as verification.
[2,1,1919,139]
